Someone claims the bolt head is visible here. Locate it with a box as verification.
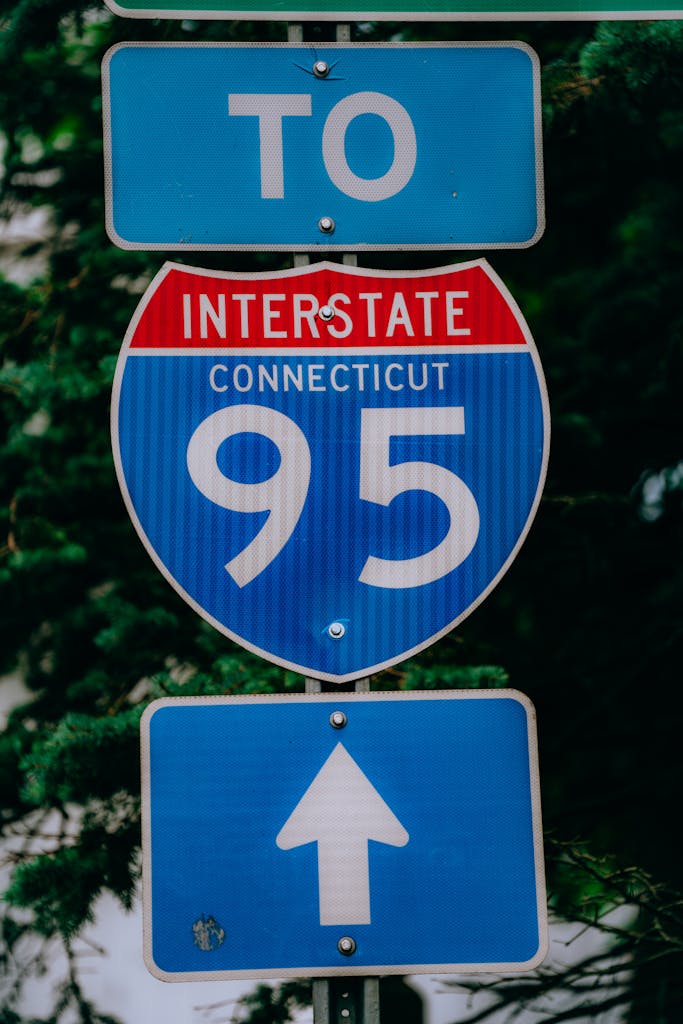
[327,621,345,639]
[313,60,330,78]
[330,711,347,729]
[318,216,335,234]
[338,936,357,956]
[318,304,335,321]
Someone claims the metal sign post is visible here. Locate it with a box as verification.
[306,30,367,1022]
[313,976,381,1024]
[306,677,378,1024]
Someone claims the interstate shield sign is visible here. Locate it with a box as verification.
[111,261,549,682]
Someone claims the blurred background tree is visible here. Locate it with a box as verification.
[0,6,681,1022]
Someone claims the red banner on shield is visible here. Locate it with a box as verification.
[129,260,527,350]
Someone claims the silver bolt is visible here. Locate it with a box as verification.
[313,60,330,78]
[327,621,345,639]
[338,936,356,956]
[330,711,347,729]
[318,216,335,234]
[318,304,335,321]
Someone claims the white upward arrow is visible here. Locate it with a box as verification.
[276,742,409,926]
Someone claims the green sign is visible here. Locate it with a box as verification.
[103,0,683,19]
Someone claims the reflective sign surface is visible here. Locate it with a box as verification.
[142,691,547,979]
[102,43,543,251]
[112,260,549,682]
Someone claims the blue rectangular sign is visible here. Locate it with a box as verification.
[141,690,547,979]
[102,43,544,251]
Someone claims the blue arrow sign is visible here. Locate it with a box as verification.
[141,690,547,979]
[102,42,543,250]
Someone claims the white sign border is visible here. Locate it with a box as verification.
[103,0,683,19]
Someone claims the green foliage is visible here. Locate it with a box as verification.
[19,709,141,805]
[580,20,683,90]
[0,7,682,1024]
[7,814,138,939]
[381,659,510,690]
[231,982,312,1024]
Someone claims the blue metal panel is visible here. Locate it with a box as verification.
[102,43,543,250]
[117,351,544,677]
[141,691,547,979]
